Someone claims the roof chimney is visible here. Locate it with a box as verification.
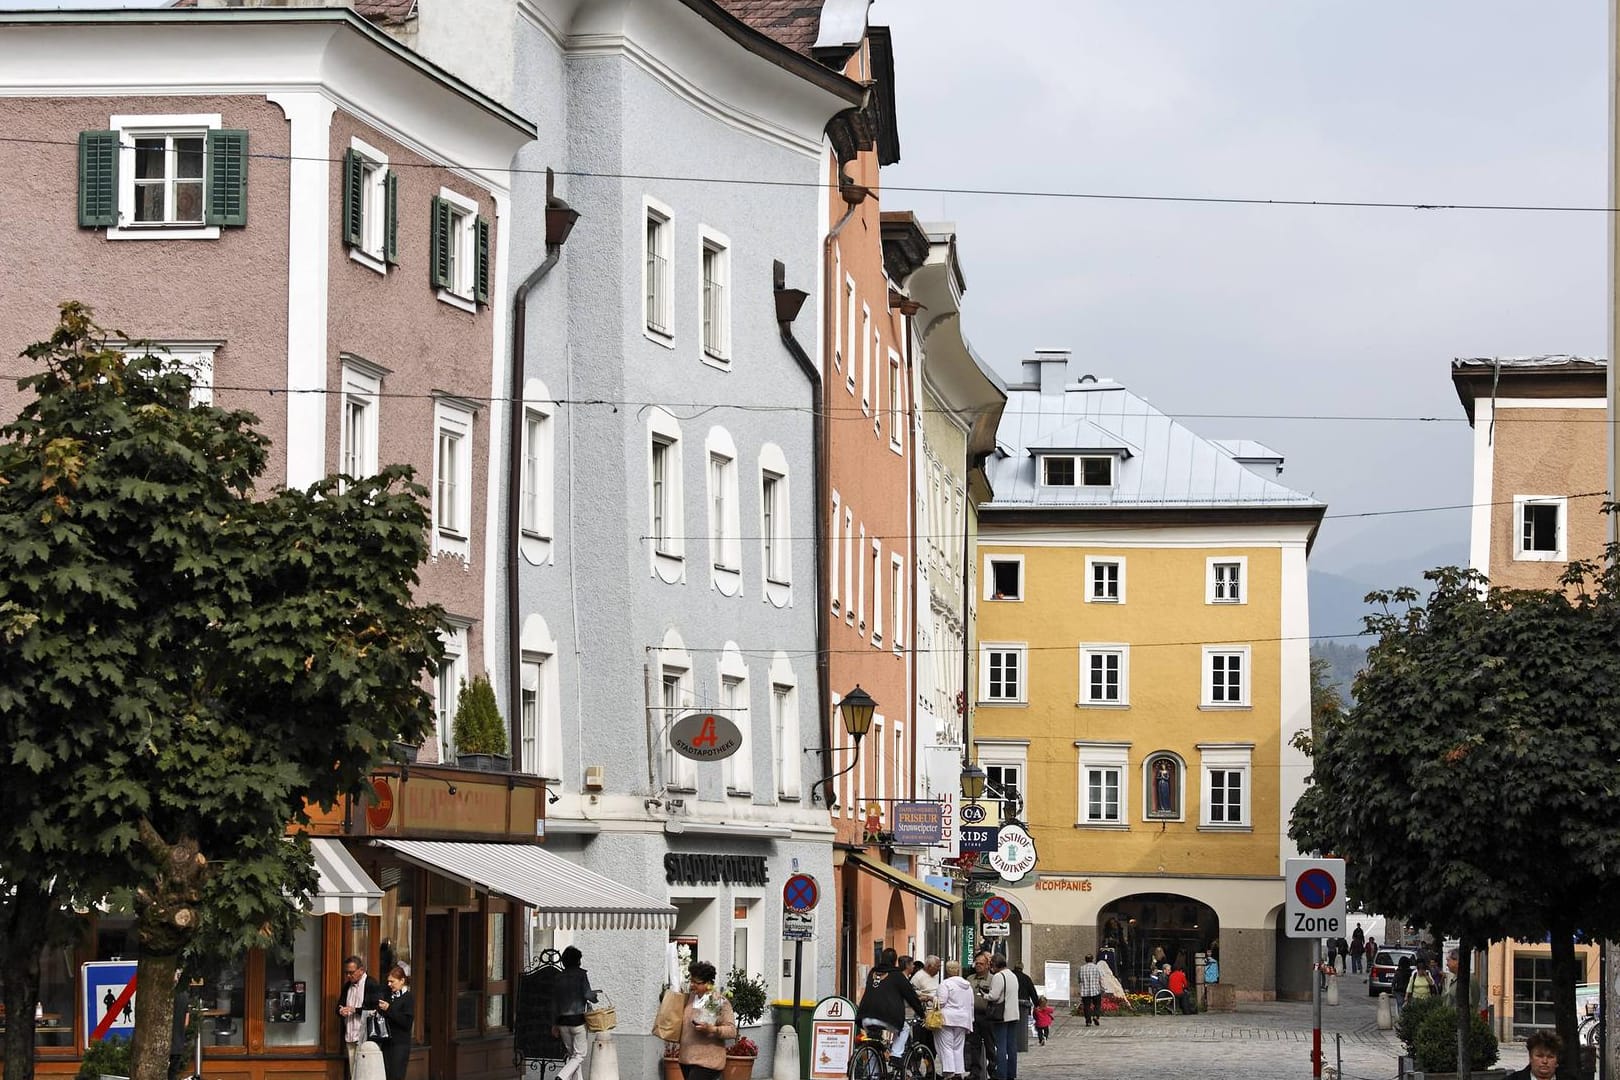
[1021,348,1071,396]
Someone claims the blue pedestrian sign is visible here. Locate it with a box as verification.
[83,960,139,1046]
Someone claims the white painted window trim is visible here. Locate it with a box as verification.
[1207,556,1248,604]
[844,277,857,395]
[1079,454,1116,487]
[719,645,750,796]
[661,658,696,792]
[647,408,685,583]
[698,225,731,368]
[435,186,479,311]
[1039,454,1076,488]
[1075,741,1129,828]
[870,538,883,648]
[1202,644,1251,709]
[706,428,742,595]
[643,195,675,346]
[131,340,222,407]
[1513,495,1568,562]
[436,620,469,759]
[773,654,800,800]
[985,553,1024,601]
[1078,643,1130,707]
[829,489,842,616]
[760,444,792,607]
[518,377,555,565]
[1084,555,1125,604]
[890,552,905,654]
[339,357,384,487]
[887,349,904,453]
[980,642,1027,705]
[1198,742,1254,830]
[860,304,872,415]
[977,740,1029,821]
[519,629,562,784]
[350,135,390,272]
[432,396,475,559]
[108,111,222,241]
[832,247,843,373]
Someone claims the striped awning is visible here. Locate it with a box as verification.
[375,839,676,931]
[308,838,384,917]
[844,850,963,914]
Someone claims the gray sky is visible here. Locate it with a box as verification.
[873,0,1609,577]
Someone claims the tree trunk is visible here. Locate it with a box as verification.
[1550,921,1582,1080]
[1457,933,1473,1080]
[0,882,51,1080]
[131,821,207,1080]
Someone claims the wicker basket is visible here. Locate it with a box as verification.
[584,994,617,1033]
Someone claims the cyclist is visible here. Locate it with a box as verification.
[857,948,927,1062]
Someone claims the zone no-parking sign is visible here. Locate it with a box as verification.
[1284,858,1346,938]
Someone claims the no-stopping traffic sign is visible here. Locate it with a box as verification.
[1284,858,1346,938]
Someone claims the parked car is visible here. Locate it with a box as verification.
[1369,948,1417,997]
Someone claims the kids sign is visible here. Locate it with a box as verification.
[669,711,743,762]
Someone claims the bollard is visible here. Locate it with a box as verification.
[588,1031,619,1080]
[1326,973,1340,1006]
[772,1025,800,1080]
[356,1041,386,1080]
[1376,992,1392,1030]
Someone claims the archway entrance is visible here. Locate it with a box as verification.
[1097,893,1219,992]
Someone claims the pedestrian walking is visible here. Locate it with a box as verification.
[936,960,975,1080]
[1350,927,1365,974]
[1012,964,1037,1051]
[337,956,385,1080]
[1032,998,1053,1046]
[1076,956,1103,1027]
[987,955,1020,1080]
[1390,956,1413,1020]
[967,951,996,1080]
[676,961,736,1080]
[547,946,600,1080]
[374,966,414,1080]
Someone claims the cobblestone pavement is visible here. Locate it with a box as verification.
[1019,974,1529,1080]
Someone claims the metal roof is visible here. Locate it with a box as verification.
[983,352,1321,511]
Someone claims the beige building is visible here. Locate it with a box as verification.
[1452,354,1606,1036]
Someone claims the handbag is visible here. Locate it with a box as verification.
[652,989,686,1042]
[923,1004,944,1031]
[366,1009,390,1042]
[585,992,617,1033]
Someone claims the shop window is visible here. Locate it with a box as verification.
[192,954,247,1049]
[457,911,481,1032]
[0,944,76,1046]
[263,920,322,1046]
[486,909,509,1030]
[380,864,414,982]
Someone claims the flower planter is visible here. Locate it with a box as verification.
[456,753,510,772]
[723,1055,756,1080]
[662,1058,682,1080]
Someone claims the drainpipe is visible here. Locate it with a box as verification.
[897,297,920,794]
[505,169,579,767]
[812,181,868,807]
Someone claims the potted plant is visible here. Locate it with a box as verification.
[723,969,768,1080]
[723,1036,759,1080]
[77,1037,132,1080]
[452,676,510,770]
[662,1040,682,1080]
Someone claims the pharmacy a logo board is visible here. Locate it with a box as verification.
[83,960,138,1045]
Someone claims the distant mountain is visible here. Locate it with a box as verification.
[1309,542,1467,642]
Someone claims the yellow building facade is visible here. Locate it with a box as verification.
[975,351,1324,1001]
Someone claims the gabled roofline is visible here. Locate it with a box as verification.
[0,7,535,137]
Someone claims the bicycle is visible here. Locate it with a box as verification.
[848,1017,936,1080]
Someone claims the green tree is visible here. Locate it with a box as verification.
[0,304,443,1080]
[1292,564,1620,1079]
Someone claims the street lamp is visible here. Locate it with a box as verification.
[960,761,987,801]
[814,685,877,806]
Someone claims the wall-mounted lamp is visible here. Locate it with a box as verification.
[814,685,877,808]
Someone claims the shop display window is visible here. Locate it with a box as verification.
[380,865,414,981]
[191,954,246,1049]
[263,920,321,1047]
[0,943,76,1047]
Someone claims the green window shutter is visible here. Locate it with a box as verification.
[384,171,399,266]
[342,149,363,249]
[474,216,490,305]
[205,129,249,227]
[429,196,451,289]
[78,130,119,227]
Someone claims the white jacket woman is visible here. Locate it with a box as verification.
[934,962,976,1080]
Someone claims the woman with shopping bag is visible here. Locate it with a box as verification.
[662,962,735,1080]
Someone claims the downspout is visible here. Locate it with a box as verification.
[960,447,974,766]
[505,169,578,767]
[897,298,920,795]
[813,184,867,807]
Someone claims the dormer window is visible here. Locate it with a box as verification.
[1041,454,1115,487]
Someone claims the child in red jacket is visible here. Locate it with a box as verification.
[1032,997,1054,1045]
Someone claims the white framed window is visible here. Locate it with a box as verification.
[844,279,857,394]
[520,409,552,539]
[432,397,475,558]
[1198,743,1253,829]
[699,228,730,364]
[980,643,1027,704]
[339,356,384,486]
[1203,645,1251,708]
[832,249,843,372]
[844,507,855,625]
[887,351,903,452]
[1041,455,1075,487]
[435,621,468,759]
[869,540,882,646]
[1207,557,1247,604]
[773,654,800,800]
[760,444,792,605]
[96,113,242,241]
[519,614,562,783]
[431,187,487,311]
[976,742,1027,822]
[829,490,842,614]
[660,655,696,792]
[1075,742,1129,827]
[1040,454,1115,487]
[986,555,1023,601]
[1078,644,1129,706]
[644,197,674,341]
[873,717,884,803]
[706,428,741,593]
[1143,751,1186,821]
[890,553,904,653]
[720,646,750,795]
[860,305,872,414]
[131,341,220,407]
[1085,556,1124,603]
[1514,496,1567,561]
[343,138,396,271]
[647,409,684,581]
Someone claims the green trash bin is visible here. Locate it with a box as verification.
[770,1000,815,1080]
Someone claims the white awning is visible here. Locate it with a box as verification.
[309,838,383,917]
[375,839,677,930]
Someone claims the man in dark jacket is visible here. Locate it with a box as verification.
[337,956,386,1080]
[856,948,925,1060]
